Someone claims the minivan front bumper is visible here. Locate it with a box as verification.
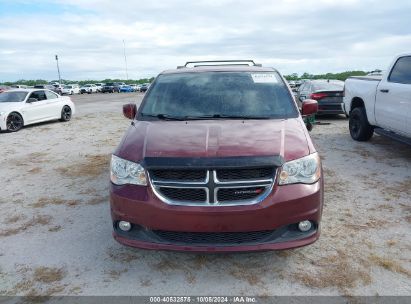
[110,178,323,252]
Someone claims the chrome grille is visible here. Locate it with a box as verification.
[217,186,266,202]
[149,168,275,206]
[216,168,275,181]
[151,169,207,182]
[158,187,207,202]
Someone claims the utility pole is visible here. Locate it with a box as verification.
[55,55,61,84]
[123,40,129,80]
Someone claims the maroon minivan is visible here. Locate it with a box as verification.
[110,60,323,252]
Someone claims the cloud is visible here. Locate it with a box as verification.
[0,0,410,81]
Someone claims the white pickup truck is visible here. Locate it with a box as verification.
[343,54,411,144]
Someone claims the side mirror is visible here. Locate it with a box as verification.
[301,99,318,116]
[123,103,137,120]
[27,98,38,103]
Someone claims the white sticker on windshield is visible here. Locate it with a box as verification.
[251,73,278,83]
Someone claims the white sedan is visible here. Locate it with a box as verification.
[0,89,75,132]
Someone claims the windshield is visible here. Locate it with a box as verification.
[313,82,344,91]
[84,85,91,87]
[64,86,72,89]
[139,72,297,119]
[0,91,28,103]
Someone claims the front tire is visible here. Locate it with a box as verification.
[60,106,72,122]
[6,112,24,132]
[349,107,374,141]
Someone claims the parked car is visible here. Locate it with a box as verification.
[10,85,28,89]
[101,83,121,93]
[129,84,138,92]
[297,79,345,115]
[0,86,11,93]
[119,85,134,93]
[94,83,104,92]
[110,60,322,252]
[343,54,411,144]
[34,84,61,95]
[139,83,149,92]
[80,84,97,94]
[62,84,80,95]
[135,84,142,92]
[367,70,384,77]
[0,89,75,132]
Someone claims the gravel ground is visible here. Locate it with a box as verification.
[0,92,410,297]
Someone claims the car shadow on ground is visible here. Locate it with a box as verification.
[315,114,347,121]
[0,118,77,134]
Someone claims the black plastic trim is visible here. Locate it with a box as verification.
[374,128,411,146]
[142,156,284,169]
[114,222,317,247]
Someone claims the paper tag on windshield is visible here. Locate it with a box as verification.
[251,73,278,83]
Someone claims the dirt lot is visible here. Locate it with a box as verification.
[0,92,410,297]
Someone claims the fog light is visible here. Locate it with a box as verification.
[118,221,131,232]
[298,220,312,232]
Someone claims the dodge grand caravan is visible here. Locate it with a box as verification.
[110,60,323,252]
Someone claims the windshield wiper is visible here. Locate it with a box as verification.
[141,113,273,121]
[140,113,186,121]
[182,114,272,120]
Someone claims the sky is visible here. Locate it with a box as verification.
[1,0,411,82]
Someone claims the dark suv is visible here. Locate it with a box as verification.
[101,82,121,93]
[110,60,323,252]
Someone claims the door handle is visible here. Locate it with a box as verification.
[380,89,389,93]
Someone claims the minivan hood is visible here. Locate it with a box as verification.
[116,118,313,163]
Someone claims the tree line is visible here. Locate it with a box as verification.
[0,77,155,86]
[1,70,372,86]
[284,71,369,81]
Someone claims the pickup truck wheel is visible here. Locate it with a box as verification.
[349,107,374,141]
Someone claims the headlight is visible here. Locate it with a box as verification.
[278,153,321,185]
[110,155,147,186]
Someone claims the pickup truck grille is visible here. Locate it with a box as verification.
[149,168,275,206]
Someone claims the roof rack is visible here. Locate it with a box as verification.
[177,60,262,69]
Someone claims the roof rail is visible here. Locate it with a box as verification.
[178,60,262,69]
